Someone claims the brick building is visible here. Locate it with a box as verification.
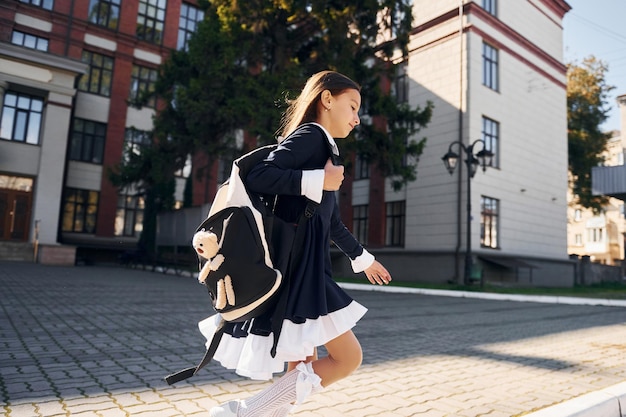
[0,0,203,263]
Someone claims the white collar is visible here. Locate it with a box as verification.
[309,122,339,156]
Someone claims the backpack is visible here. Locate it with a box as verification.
[165,124,333,385]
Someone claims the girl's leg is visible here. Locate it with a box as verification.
[286,349,317,372]
[268,331,361,416]
[311,330,362,387]
[210,331,362,417]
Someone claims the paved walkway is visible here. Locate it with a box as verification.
[1,261,625,417]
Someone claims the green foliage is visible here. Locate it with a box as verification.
[112,0,434,248]
[567,56,614,212]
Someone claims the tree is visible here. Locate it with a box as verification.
[567,56,615,212]
[111,0,433,250]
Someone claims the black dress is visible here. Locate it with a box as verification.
[198,123,373,380]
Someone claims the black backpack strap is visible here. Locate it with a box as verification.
[268,200,317,357]
[164,317,226,385]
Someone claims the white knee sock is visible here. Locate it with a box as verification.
[239,362,322,417]
[266,403,294,417]
[209,363,322,417]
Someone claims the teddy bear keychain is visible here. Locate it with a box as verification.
[192,227,235,310]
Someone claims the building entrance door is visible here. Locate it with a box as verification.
[0,189,32,241]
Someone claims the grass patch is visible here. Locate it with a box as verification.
[336,277,626,299]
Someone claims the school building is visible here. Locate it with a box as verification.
[1,1,585,285]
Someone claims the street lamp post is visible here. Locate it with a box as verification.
[442,139,493,285]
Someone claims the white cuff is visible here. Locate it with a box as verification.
[301,169,324,203]
[350,249,375,273]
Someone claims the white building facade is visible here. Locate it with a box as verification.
[358,0,573,285]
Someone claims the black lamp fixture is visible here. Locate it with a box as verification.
[441,139,494,284]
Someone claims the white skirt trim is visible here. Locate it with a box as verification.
[198,300,368,380]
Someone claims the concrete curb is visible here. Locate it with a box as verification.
[338,282,626,307]
[523,381,626,417]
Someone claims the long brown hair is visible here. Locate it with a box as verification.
[278,71,360,140]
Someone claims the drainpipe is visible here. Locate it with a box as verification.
[454,0,465,284]
[64,0,75,56]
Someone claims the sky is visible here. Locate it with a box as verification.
[563,0,626,133]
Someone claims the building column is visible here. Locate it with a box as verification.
[0,79,8,110]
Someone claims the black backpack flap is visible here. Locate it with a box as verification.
[197,206,282,322]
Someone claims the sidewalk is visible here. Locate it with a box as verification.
[1,261,625,416]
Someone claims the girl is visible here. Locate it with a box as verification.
[207,70,392,417]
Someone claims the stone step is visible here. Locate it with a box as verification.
[0,242,35,262]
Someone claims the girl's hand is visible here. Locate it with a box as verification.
[364,261,392,285]
[323,159,344,191]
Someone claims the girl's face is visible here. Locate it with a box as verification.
[320,89,361,138]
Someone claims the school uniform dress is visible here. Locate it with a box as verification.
[198,122,374,380]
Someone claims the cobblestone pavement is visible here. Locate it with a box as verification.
[1,261,625,417]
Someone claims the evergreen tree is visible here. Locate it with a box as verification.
[111,0,433,250]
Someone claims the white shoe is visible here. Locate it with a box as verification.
[209,400,240,417]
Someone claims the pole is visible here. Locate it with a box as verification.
[464,159,472,285]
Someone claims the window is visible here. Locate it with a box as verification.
[385,201,405,247]
[0,92,44,145]
[175,154,192,178]
[354,155,370,180]
[480,196,499,248]
[88,0,121,30]
[123,128,151,160]
[115,193,144,237]
[129,65,158,108]
[575,234,582,246]
[482,43,499,91]
[69,118,106,164]
[482,0,497,16]
[482,116,499,168]
[62,188,99,233]
[178,3,205,50]
[19,0,53,10]
[574,209,582,221]
[394,61,408,104]
[588,228,604,243]
[11,31,49,51]
[352,205,369,245]
[79,51,114,97]
[137,0,167,45]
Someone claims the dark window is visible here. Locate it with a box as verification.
[88,0,121,30]
[79,51,114,97]
[385,201,405,247]
[115,193,144,237]
[482,43,499,91]
[11,31,49,51]
[0,92,44,145]
[175,154,192,178]
[62,188,99,233]
[123,128,152,161]
[69,118,106,164]
[482,116,500,168]
[19,0,53,10]
[137,0,167,45]
[129,65,158,108]
[352,205,369,245]
[395,61,409,104]
[354,155,370,180]
[178,3,205,50]
[480,196,499,248]
[482,0,497,16]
